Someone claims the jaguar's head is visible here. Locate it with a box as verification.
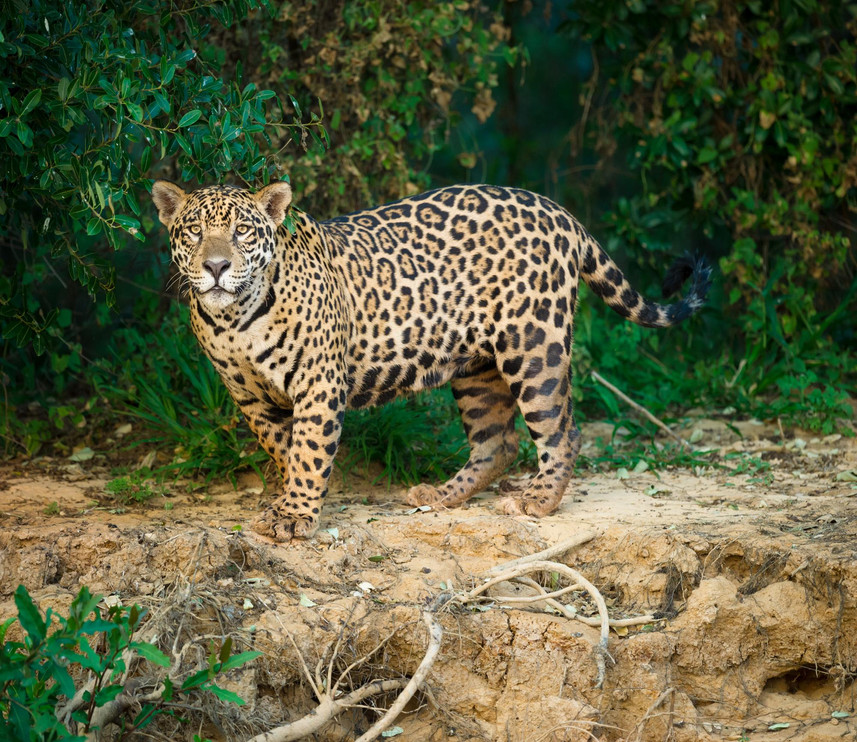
[152,180,292,309]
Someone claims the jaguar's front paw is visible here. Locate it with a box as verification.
[498,491,563,518]
[251,505,319,542]
[406,483,471,509]
[406,483,445,507]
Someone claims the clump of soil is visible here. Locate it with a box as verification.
[1,419,856,741]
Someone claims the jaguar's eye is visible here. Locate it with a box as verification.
[189,224,202,235]
[235,224,251,236]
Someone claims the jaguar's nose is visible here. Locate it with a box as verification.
[203,259,231,283]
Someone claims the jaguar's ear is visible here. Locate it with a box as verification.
[151,180,187,228]
[254,181,293,226]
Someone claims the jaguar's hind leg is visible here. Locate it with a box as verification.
[496,345,581,517]
[407,366,518,509]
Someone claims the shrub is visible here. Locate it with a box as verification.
[0,0,316,383]
[562,0,856,396]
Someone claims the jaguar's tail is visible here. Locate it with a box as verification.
[581,240,711,328]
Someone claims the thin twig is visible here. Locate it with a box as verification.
[591,370,690,449]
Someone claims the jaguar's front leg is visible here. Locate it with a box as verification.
[250,387,345,542]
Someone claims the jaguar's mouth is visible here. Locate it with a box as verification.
[197,284,239,308]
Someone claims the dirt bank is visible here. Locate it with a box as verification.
[1,419,856,741]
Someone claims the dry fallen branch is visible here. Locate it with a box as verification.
[591,370,690,449]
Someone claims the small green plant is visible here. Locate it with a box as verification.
[42,502,60,517]
[104,476,160,506]
[0,585,260,741]
[721,452,772,478]
[767,365,853,435]
[577,439,717,475]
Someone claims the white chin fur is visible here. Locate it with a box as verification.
[198,288,238,309]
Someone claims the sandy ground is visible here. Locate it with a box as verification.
[1,417,856,741]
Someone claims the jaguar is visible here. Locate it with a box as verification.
[152,179,710,541]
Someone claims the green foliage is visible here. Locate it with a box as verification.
[2,0,852,483]
[1,399,90,458]
[94,306,270,484]
[561,0,856,410]
[0,585,259,740]
[255,0,519,216]
[0,0,317,368]
[339,387,469,486]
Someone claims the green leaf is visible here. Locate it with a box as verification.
[14,585,46,644]
[113,215,141,232]
[824,73,844,95]
[16,120,33,148]
[175,133,192,155]
[152,90,170,114]
[219,636,233,664]
[219,650,263,673]
[132,641,171,667]
[125,101,144,122]
[206,683,247,705]
[141,145,153,173]
[133,703,158,729]
[94,684,124,706]
[19,88,41,116]
[181,668,211,691]
[178,109,203,128]
[696,147,718,165]
[0,616,17,644]
[161,61,176,85]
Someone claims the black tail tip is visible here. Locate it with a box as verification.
[662,252,712,303]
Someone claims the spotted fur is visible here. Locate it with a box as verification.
[152,181,711,541]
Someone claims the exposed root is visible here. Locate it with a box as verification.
[486,532,599,575]
[246,611,443,742]
[452,534,659,689]
[354,612,443,742]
